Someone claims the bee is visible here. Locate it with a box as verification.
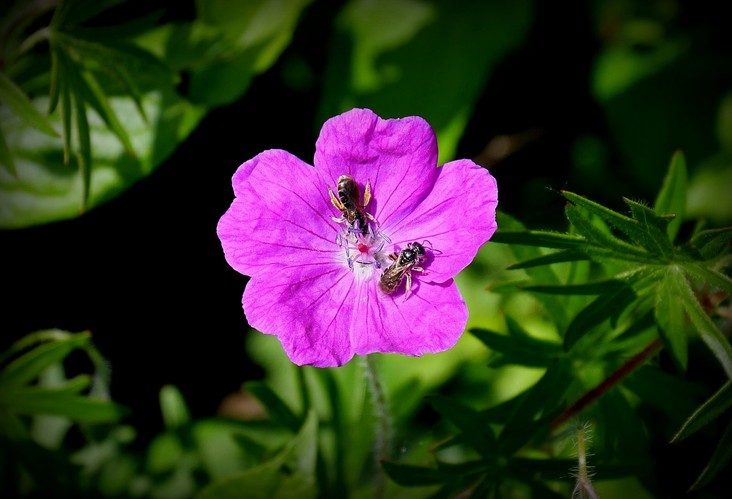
[329,175,375,235]
[379,242,427,299]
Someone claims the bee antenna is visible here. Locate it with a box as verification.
[421,239,441,254]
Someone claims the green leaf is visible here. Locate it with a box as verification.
[624,198,675,258]
[319,0,533,165]
[672,380,732,443]
[195,410,318,499]
[688,226,732,260]
[428,395,497,458]
[382,461,481,486]
[245,381,301,432]
[676,270,732,378]
[0,72,59,138]
[654,150,688,241]
[506,249,589,270]
[690,420,732,490]
[564,203,643,256]
[0,387,128,422]
[0,129,15,175]
[683,263,732,296]
[564,284,637,350]
[160,384,191,429]
[491,229,588,249]
[562,190,644,242]
[52,0,125,28]
[655,269,689,371]
[0,333,90,387]
[524,279,626,295]
[470,327,561,368]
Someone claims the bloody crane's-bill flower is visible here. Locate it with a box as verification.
[217,108,498,367]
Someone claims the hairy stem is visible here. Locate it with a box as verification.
[572,422,599,499]
[363,354,391,499]
[551,337,662,431]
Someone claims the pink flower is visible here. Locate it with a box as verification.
[217,108,498,367]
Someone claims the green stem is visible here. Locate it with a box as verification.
[363,354,391,499]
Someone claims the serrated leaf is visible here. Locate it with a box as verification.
[624,198,674,258]
[655,269,689,371]
[672,380,732,443]
[245,381,301,432]
[562,190,645,241]
[654,150,688,241]
[565,203,635,253]
[0,72,58,137]
[160,384,191,429]
[0,333,90,387]
[690,420,732,490]
[428,395,497,458]
[564,284,637,350]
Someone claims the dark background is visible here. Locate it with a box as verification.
[2,1,726,466]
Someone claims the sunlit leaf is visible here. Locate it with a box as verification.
[0,72,58,137]
[654,150,688,241]
[160,384,191,429]
[672,380,732,443]
[195,410,318,499]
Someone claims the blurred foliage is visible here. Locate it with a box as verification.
[2,0,732,498]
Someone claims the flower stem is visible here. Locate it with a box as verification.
[572,422,599,499]
[551,337,662,432]
[363,354,391,499]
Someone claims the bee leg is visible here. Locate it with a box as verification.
[403,272,413,301]
[363,178,372,207]
[331,215,346,223]
[329,185,346,212]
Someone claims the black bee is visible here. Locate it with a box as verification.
[379,242,427,299]
[328,175,374,235]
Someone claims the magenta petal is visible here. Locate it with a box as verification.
[217,149,342,277]
[352,280,468,356]
[314,108,439,226]
[383,159,498,282]
[243,264,357,367]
